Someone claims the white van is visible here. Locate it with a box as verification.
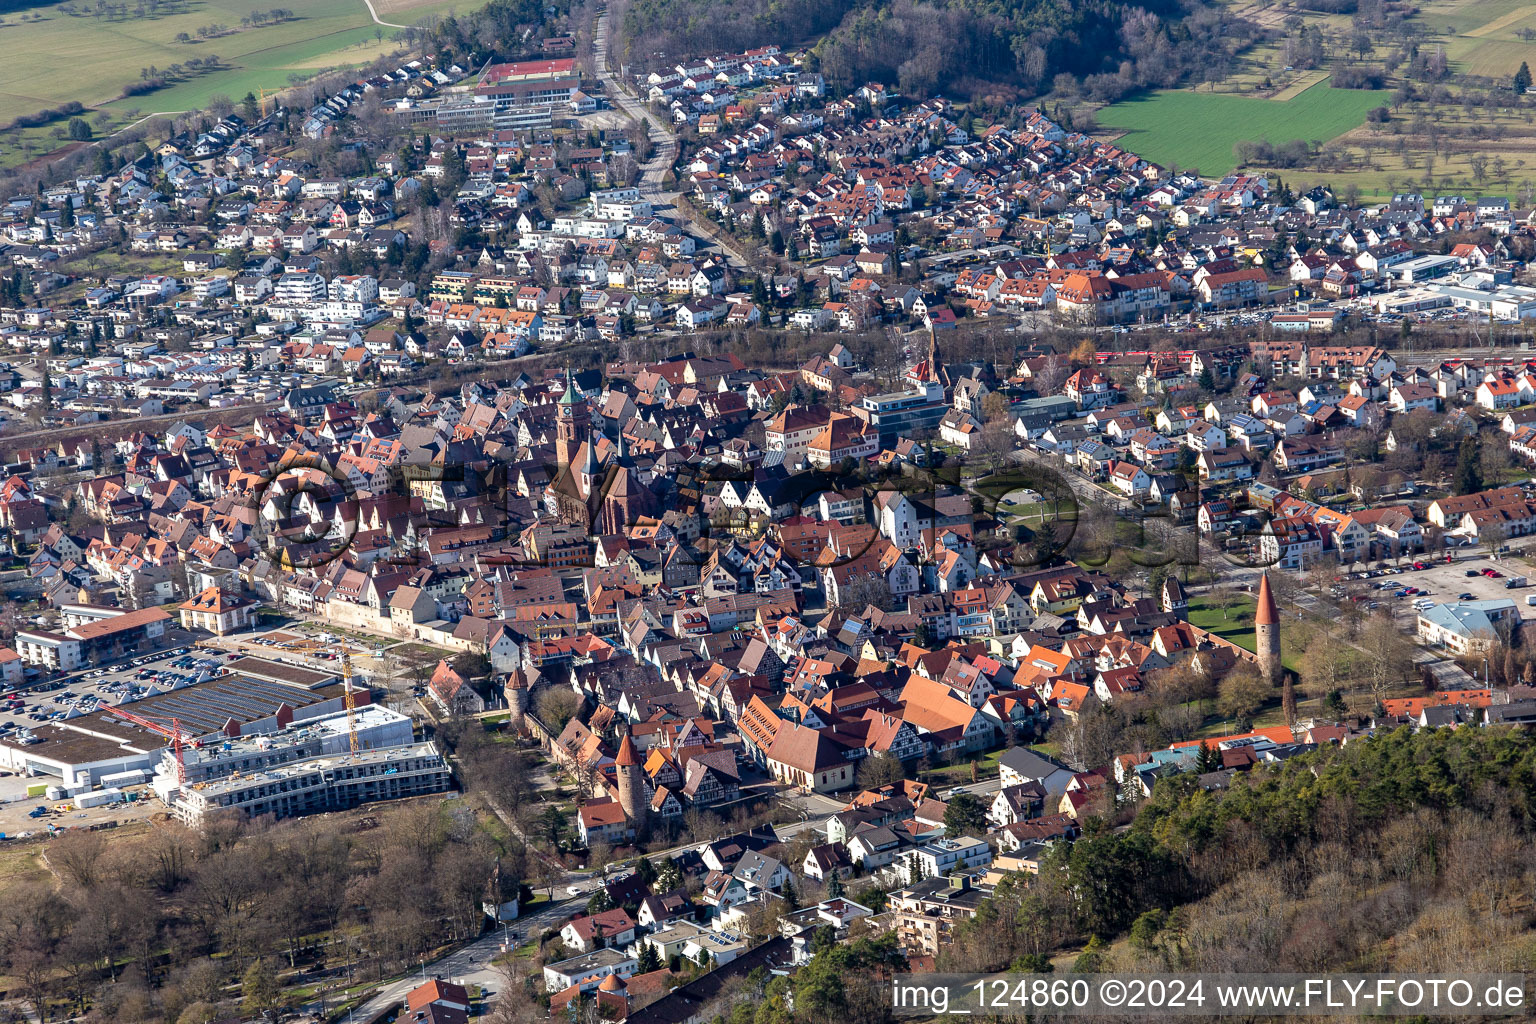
[1525,594,1536,607]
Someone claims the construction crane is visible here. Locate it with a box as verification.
[109,707,191,785]
[341,650,359,753]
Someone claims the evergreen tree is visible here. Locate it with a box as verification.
[826,872,844,899]
[39,367,52,410]
[781,876,799,911]
[1194,740,1220,774]
[586,888,615,915]
[637,942,663,973]
[1454,435,1483,495]
[912,621,934,650]
[942,792,987,837]
[1516,61,1532,95]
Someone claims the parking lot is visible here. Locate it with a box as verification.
[0,614,395,735]
[1326,552,1536,623]
[0,643,236,740]
[1403,553,1535,615]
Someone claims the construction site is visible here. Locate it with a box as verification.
[148,652,452,829]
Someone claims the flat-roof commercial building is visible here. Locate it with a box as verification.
[15,607,171,670]
[1373,288,1452,315]
[1391,254,1460,283]
[1425,282,1536,321]
[857,389,948,446]
[475,58,581,130]
[542,948,638,995]
[159,741,451,828]
[0,718,162,789]
[0,661,359,786]
[171,705,416,784]
[105,664,356,741]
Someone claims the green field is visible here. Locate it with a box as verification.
[0,0,486,131]
[1095,78,1390,177]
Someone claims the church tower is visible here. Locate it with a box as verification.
[579,429,603,499]
[1255,571,1282,686]
[555,369,586,469]
[614,731,648,831]
[922,324,943,401]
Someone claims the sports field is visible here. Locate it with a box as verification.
[1094,78,1390,176]
[0,0,484,127]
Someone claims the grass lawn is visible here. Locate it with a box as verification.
[1002,500,1079,522]
[1187,594,1259,653]
[924,748,1005,784]
[1191,592,1314,675]
[1095,78,1389,177]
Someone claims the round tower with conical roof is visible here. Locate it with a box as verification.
[505,669,529,731]
[614,731,648,831]
[1255,571,1282,686]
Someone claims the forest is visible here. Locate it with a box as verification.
[937,726,1536,975]
[611,0,1258,103]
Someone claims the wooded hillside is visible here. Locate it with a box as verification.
[940,726,1536,975]
[612,0,1259,103]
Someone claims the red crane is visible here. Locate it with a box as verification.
[108,708,192,785]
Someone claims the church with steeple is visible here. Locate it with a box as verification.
[904,324,945,402]
[544,370,658,535]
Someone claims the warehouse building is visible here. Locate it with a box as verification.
[0,657,359,786]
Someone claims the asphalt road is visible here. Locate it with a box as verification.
[592,13,677,202]
[590,13,752,274]
[352,895,580,1018]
